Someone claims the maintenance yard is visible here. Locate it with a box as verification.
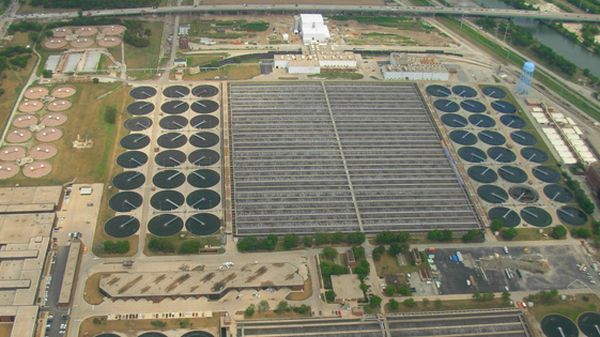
[229,82,479,235]
[431,245,595,295]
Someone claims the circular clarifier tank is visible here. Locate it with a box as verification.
[161,100,189,114]
[488,207,521,227]
[189,149,220,166]
[426,85,451,97]
[112,171,145,190]
[182,331,215,337]
[510,130,537,146]
[449,130,477,145]
[155,150,186,168]
[441,114,467,128]
[532,165,561,183]
[521,147,548,163]
[188,169,220,188]
[186,214,221,236]
[130,86,157,99]
[192,85,219,98]
[482,86,506,99]
[478,130,506,146]
[578,312,600,337]
[124,117,152,131]
[127,101,154,115]
[467,165,497,183]
[120,134,150,150]
[434,99,459,113]
[452,85,477,97]
[557,206,588,226]
[491,100,517,114]
[509,185,539,203]
[159,116,188,130]
[153,170,185,189]
[187,190,221,210]
[191,115,219,129]
[109,191,142,212]
[163,85,190,98]
[138,333,167,337]
[477,185,508,204]
[543,184,573,203]
[191,100,219,114]
[157,132,187,149]
[468,114,495,128]
[520,207,552,227]
[151,190,184,211]
[95,334,120,337]
[148,214,183,236]
[461,99,486,113]
[541,315,578,337]
[117,151,148,169]
[498,165,528,183]
[190,132,219,148]
[458,147,487,163]
[487,147,516,163]
[105,215,140,238]
[500,115,526,129]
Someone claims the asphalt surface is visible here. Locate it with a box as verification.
[42,246,71,337]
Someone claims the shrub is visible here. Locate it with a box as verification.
[292,304,311,314]
[490,218,505,231]
[550,225,567,239]
[388,242,409,256]
[321,247,338,260]
[325,290,336,302]
[103,240,129,254]
[282,234,299,250]
[369,295,382,308]
[500,228,518,240]
[103,105,117,124]
[372,245,385,261]
[244,304,255,317]
[178,240,201,254]
[388,299,400,311]
[403,298,416,308]
[257,300,270,312]
[427,229,453,242]
[148,237,175,253]
[571,227,592,238]
[150,320,166,328]
[353,260,370,279]
[462,229,485,243]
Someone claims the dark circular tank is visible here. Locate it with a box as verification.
[116,151,148,169]
[105,215,140,238]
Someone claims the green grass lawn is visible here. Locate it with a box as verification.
[124,21,164,70]
[184,53,228,67]
[386,298,511,313]
[529,293,600,321]
[308,72,363,80]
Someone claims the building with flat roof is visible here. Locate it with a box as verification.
[57,241,81,307]
[382,53,449,81]
[331,274,363,303]
[300,14,330,45]
[274,45,359,74]
[0,186,62,214]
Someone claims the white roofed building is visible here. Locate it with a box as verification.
[300,14,330,45]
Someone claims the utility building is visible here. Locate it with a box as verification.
[382,53,449,81]
[300,14,330,45]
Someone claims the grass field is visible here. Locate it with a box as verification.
[124,21,164,71]
[374,252,403,276]
[528,293,600,321]
[308,72,364,80]
[183,64,260,80]
[184,53,229,67]
[386,297,511,313]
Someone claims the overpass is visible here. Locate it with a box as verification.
[12,4,600,23]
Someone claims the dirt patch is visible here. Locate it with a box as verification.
[285,276,312,301]
[84,272,112,305]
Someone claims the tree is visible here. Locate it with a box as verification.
[150,320,166,328]
[551,225,567,239]
[388,298,400,311]
[372,245,385,261]
[353,260,370,279]
[388,242,409,256]
[282,234,299,250]
[502,291,511,303]
[315,232,331,245]
[427,229,453,242]
[237,236,259,251]
[331,232,345,244]
[292,304,311,314]
[500,228,518,240]
[346,232,365,244]
[462,229,484,243]
[402,298,416,308]
[384,286,395,297]
[325,290,336,303]
[42,69,53,78]
[322,247,338,260]
[178,240,201,254]
[244,304,255,317]
[490,218,505,232]
[571,228,592,238]
[257,300,270,312]
[104,105,117,124]
[303,236,313,247]
[369,295,382,308]
[92,77,99,84]
[396,284,411,296]
[375,231,396,244]
[275,300,289,313]
[352,246,366,260]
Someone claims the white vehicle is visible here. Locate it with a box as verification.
[466,279,471,286]
[503,246,509,255]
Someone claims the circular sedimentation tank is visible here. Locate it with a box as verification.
[190,132,219,148]
[541,315,578,337]
[482,86,506,99]
[426,85,451,97]
[157,132,187,149]
[192,85,219,98]
[138,333,167,337]
[186,190,221,210]
[124,117,152,131]
[500,115,526,129]
[127,101,154,115]
[120,134,150,150]
[189,149,220,166]
[155,150,186,168]
[150,190,184,211]
[521,147,549,163]
[510,131,537,146]
[441,114,468,128]
[460,99,486,113]
[104,215,140,238]
[543,184,573,203]
[163,85,190,98]
[186,214,221,236]
[449,130,477,146]
[182,331,215,337]
[477,185,508,204]
[467,165,497,183]
[487,147,516,163]
[468,114,495,128]
[532,165,561,183]
[152,170,185,189]
[161,100,189,115]
[458,147,487,163]
[578,312,600,337]
[452,85,477,98]
[95,334,120,337]
[478,130,506,146]
[187,169,220,188]
[191,115,219,129]
[112,171,145,190]
[191,100,220,114]
[117,151,148,169]
[557,206,588,226]
[159,116,188,130]
[488,207,521,228]
[109,191,142,212]
[148,214,183,237]
[491,100,517,114]
[509,185,539,203]
[498,165,528,183]
[520,207,552,227]
[434,99,459,113]
[130,86,157,99]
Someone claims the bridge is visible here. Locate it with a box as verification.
[12,4,600,23]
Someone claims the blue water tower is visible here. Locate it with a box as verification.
[516,61,535,95]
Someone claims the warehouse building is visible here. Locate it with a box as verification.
[274,45,359,74]
[382,53,449,81]
[300,14,330,45]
